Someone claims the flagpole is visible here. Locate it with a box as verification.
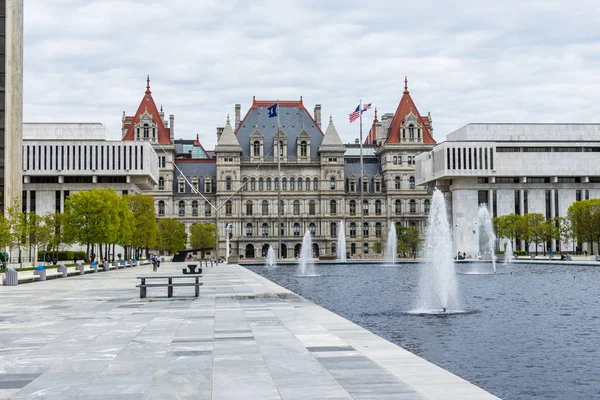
[359,99,364,261]
[276,100,282,259]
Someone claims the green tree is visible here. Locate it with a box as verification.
[0,213,11,250]
[493,214,525,251]
[157,218,187,255]
[127,194,158,257]
[373,241,382,254]
[523,213,545,255]
[26,212,52,264]
[397,226,420,257]
[115,195,134,259]
[7,202,27,266]
[189,222,216,258]
[44,212,70,260]
[566,199,600,255]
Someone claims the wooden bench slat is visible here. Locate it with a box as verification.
[137,283,203,288]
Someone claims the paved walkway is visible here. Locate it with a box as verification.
[0,262,499,400]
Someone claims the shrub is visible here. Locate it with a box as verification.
[38,251,87,262]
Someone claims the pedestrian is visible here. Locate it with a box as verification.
[157,257,161,268]
[152,256,157,272]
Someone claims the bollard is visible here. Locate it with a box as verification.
[58,264,68,278]
[76,263,85,275]
[113,260,119,269]
[210,260,214,268]
[5,268,18,286]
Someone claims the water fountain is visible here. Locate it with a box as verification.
[384,224,397,265]
[225,224,231,264]
[504,241,513,265]
[336,220,346,261]
[297,229,317,276]
[477,204,497,273]
[266,245,277,267]
[414,189,460,313]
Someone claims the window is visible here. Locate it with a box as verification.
[158,177,165,190]
[279,140,285,157]
[259,177,264,190]
[375,200,382,215]
[280,223,285,236]
[300,141,307,157]
[349,200,356,215]
[375,223,382,237]
[409,124,414,139]
[253,141,260,157]
[293,200,300,216]
[424,199,431,213]
[408,156,415,165]
[242,177,248,191]
[279,200,284,215]
[298,178,303,190]
[363,242,369,255]
[395,199,401,215]
[246,201,253,216]
[262,200,269,216]
[178,181,185,193]
[262,223,269,236]
[290,177,295,190]
[330,222,337,237]
[409,176,415,189]
[363,200,369,215]
[178,201,185,216]
[309,200,316,215]
[293,223,300,236]
[309,223,316,236]
[282,178,287,190]
[409,199,416,214]
[267,177,272,190]
[375,180,381,192]
[192,180,199,193]
[251,177,256,191]
[349,179,356,192]
[205,201,212,217]
[226,176,232,191]
[363,222,369,237]
[363,179,368,193]
[330,200,337,215]
[246,223,253,236]
[205,179,212,193]
[350,223,356,238]
[192,201,198,216]
[313,178,319,191]
[395,176,401,189]
[393,156,398,165]
[225,200,232,216]
[330,177,336,190]
[158,201,165,216]
[274,178,279,190]
[143,124,150,139]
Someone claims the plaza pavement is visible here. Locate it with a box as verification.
[0,262,500,400]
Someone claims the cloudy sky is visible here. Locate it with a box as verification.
[24,0,600,148]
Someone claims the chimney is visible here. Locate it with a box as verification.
[235,104,241,130]
[355,138,359,144]
[217,127,224,141]
[169,115,174,139]
[314,104,322,129]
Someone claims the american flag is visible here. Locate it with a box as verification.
[349,105,360,123]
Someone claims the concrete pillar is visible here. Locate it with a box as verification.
[314,104,322,129]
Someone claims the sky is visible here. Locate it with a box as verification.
[24,0,600,149]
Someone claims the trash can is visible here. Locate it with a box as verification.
[5,268,18,286]
[35,265,47,281]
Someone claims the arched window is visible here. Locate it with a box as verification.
[313,177,319,191]
[363,242,369,255]
[290,177,295,190]
[143,123,150,139]
[309,200,316,216]
[225,200,232,216]
[158,200,165,216]
[300,140,307,157]
[330,222,337,237]
[226,176,232,191]
[330,200,337,215]
[293,223,300,236]
[395,199,401,215]
[350,222,356,238]
[242,177,248,191]
[267,177,272,190]
[246,200,253,216]
[274,177,279,190]
[158,177,165,190]
[395,176,401,189]
[409,124,415,139]
[258,177,264,191]
[246,223,253,236]
[350,243,356,255]
[349,200,356,215]
[282,178,287,190]
[409,176,415,189]
[191,200,198,216]
[309,223,316,236]
[410,199,416,214]
[279,140,285,157]
[262,223,269,236]
[363,222,369,237]
[262,200,269,216]
[279,200,284,215]
[375,200,382,215]
[205,201,211,217]
[330,177,335,190]
[298,177,303,190]
[251,177,256,191]
[349,178,356,192]
[363,200,369,215]
[280,222,285,236]
[178,201,185,216]
[424,199,431,214]
[375,222,382,237]
[293,200,300,215]
[253,140,260,157]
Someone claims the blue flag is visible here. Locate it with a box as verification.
[268,103,278,118]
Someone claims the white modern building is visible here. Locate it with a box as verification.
[416,123,600,256]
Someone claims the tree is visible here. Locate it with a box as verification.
[44,212,70,260]
[115,195,134,259]
[157,219,187,255]
[6,202,27,267]
[127,194,158,257]
[189,223,216,258]
[493,214,525,250]
[0,213,11,250]
[397,226,420,257]
[373,241,382,255]
[523,213,545,255]
[26,212,52,264]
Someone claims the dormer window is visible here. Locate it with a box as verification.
[349,177,356,192]
[191,178,199,193]
[250,130,264,161]
[296,131,310,159]
[300,141,307,157]
[409,124,415,139]
[253,141,260,157]
[178,178,185,193]
[204,176,212,193]
[158,176,165,190]
[143,124,150,139]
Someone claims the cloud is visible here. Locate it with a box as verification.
[24,0,600,149]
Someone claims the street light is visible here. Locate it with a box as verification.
[225,223,232,264]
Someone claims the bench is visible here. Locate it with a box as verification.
[136,276,202,299]
[182,264,202,275]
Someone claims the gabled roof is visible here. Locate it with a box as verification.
[122,76,172,144]
[386,78,435,144]
[319,116,345,152]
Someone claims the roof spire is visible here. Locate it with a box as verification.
[146,75,151,94]
[160,104,163,112]
[226,114,230,123]
[404,76,408,93]
[329,114,333,123]
[374,107,378,121]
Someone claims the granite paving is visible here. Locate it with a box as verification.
[0,262,500,399]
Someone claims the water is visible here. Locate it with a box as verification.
[383,224,397,265]
[504,241,513,265]
[225,227,230,264]
[417,190,460,313]
[477,204,497,273]
[337,220,346,261]
[247,262,600,400]
[266,245,276,267]
[297,230,316,276]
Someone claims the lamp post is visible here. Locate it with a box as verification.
[225,223,232,264]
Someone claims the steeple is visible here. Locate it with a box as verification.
[215,115,242,153]
[404,76,408,94]
[319,115,345,153]
[146,75,151,94]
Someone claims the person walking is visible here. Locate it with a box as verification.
[152,256,157,272]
